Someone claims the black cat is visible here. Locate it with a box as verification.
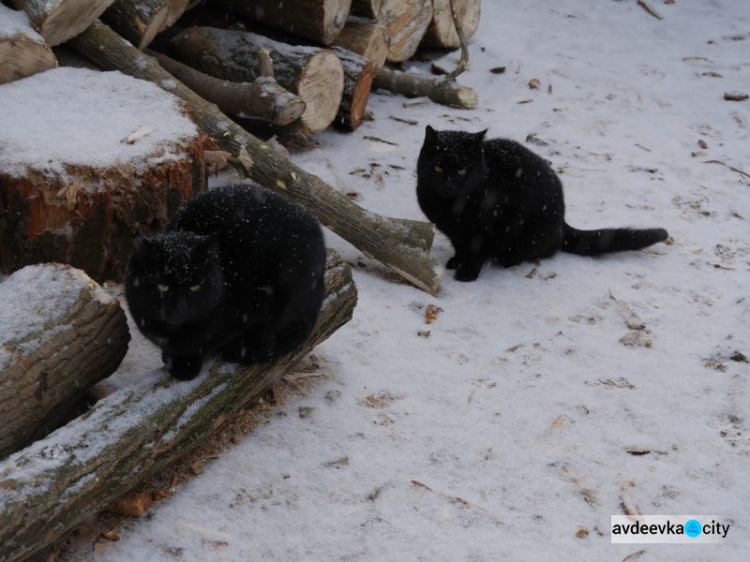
[125,184,327,380]
[417,126,668,281]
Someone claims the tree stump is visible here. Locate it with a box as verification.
[0,5,57,85]
[333,17,390,72]
[226,0,352,45]
[0,66,205,282]
[9,0,116,46]
[0,251,356,562]
[0,264,130,459]
[102,0,192,49]
[378,0,433,62]
[422,0,481,50]
[168,26,344,133]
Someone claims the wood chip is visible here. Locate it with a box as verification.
[102,531,120,542]
[528,78,541,90]
[121,126,152,145]
[107,491,152,517]
[724,91,749,102]
[575,526,589,538]
[298,406,315,419]
[324,456,349,468]
[490,66,506,74]
[637,0,663,20]
[424,303,441,324]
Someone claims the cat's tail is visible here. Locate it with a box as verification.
[562,223,668,256]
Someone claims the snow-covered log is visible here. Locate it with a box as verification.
[9,0,116,45]
[373,67,478,109]
[71,20,443,295]
[0,5,57,84]
[422,0,481,50]
[0,251,356,562]
[378,0,433,62]
[333,17,390,71]
[148,50,306,126]
[168,26,344,133]
[332,46,376,131]
[0,264,130,460]
[225,0,352,45]
[351,0,382,19]
[102,0,192,49]
[0,67,206,282]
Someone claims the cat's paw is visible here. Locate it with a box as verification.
[446,256,459,270]
[454,265,480,282]
[165,354,203,380]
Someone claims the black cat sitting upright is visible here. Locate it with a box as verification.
[416,126,668,281]
[125,184,326,380]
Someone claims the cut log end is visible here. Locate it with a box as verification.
[296,50,345,133]
[0,35,57,84]
[26,0,117,46]
[422,0,481,50]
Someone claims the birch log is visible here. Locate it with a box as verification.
[0,5,57,84]
[422,0,481,50]
[378,0,433,62]
[333,17,390,71]
[102,0,192,49]
[168,26,344,133]
[226,0,352,45]
[9,0,116,45]
[332,46,376,130]
[0,251,356,562]
[373,67,478,109]
[71,21,442,295]
[0,264,130,459]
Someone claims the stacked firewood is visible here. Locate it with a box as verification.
[1,0,481,129]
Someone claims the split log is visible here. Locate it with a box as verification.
[422,0,481,50]
[332,46,376,131]
[373,67,478,109]
[0,5,57,84]
[332,17,390,71]
[0,66,206,282]
[9,0,116,46]
[351,0,383,19]
[148,50,306,126]
[169,26,344,133]
[225,0,352,45]
[378,0,433,62]
[0,264,130,460]
[102,0,192,49]
[71,20,442,295]
[0,251,356,562]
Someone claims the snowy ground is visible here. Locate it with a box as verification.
[63,1,748,560]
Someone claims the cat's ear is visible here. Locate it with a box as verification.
[477,129,488,139]
[132,235,149,255]
[425,125,437,141]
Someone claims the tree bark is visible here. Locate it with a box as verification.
[71,21,442,295]
[168,26,344,133]
[148,50,306,126]
[102,0,192,49]
[332,17,390,71]
[331,46,375,131]
[226,0,352,45]
[0,264,130,460]
[0,251,356,562]
[373,67,478,109]
[422,0,481,50]
[0,5,57,84]
[351,0,383,19]
[9,0,116,45]
[0,67,206,282]
[378,0,433,62]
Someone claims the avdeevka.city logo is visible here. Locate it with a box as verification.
[611,515,731,544]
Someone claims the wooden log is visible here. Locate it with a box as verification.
[0,66,206,282]
[9,0,116,46]
[378,0,433,62]
[422,0,481,50]
[0,5,57,84]
[373,67,478,109]
[0,251,356,562]
[148,50,306,126]
[169,26,344,133]
[71,21,443,295]
[102,0,192,49]
[0,264,130,460]
[351,0,382,19]
[331,46,375,131]
[332,16,389,71]
[226,0,352,45]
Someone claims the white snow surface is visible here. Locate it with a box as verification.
[0,5,38,40]
[0,67,197,178]
[52,0,748,560]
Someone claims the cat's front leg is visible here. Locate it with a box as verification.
[163,350,204,380]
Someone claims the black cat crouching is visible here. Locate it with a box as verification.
[416,126,668,281]
[125,184,326,380]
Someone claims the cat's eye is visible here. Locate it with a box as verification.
[157,284,170,293]
[435,166,443,173]
[457,169,467,176]
[189,284,202,292]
